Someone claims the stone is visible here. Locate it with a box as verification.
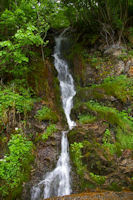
[115,60,125,75]
[128,66,133,76]
[125,59,133,73]
[104,44,125,57]
[44,191,133,200]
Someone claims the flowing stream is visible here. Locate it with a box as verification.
[31,34,76,200]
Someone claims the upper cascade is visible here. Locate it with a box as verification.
[54,35,76,130]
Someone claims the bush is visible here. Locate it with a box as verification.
[70,142,85,175]
[90,172,106,185]
[42,124,57,141]
[0,134,33,198]
[35,106,58,122]
[0,86,34,128]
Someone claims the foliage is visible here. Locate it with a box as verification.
[0,0,60,80]
[92,75,133,103]
[90,172,106,185]
[102,129,111,144]
[70,142,85,175]
[0,86,34,128]
[0,133,33,197]
[78,114,96,124]
[102,129,117,155]
[35,106,58,123]
[49,5,70,29]
[62,0,130,43]
[85,100,133,134]
[42,124,57,141]
[116,128,133,150]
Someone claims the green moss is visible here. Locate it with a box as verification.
[68,129,79,138]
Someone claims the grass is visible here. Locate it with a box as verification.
[91,75,133,103]
[85,101,133,134]
[78,114,96,124]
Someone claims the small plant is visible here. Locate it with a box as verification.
[71,142,85,175]
[102,129,116,155]
[78,114,96,124]
[102,129,111,144]
[90,172,106,185]
[42,124,57,141]
[35,106,58,122]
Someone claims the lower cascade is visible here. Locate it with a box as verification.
[31,34,76,199]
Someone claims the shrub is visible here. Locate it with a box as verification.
[90,172,106,185]
[35,106,58,122]
[42,124,57,141]
[0,134,33,198]
[70,142,85,175]
[0,86,34,128]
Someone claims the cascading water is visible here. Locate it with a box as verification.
[31,34,76,200]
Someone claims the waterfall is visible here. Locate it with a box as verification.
[31,34,76,200]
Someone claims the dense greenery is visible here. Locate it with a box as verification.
[0,0,69,81]
[0,86,34,132]
[35,106,58,122]
[0,0,133,198]
[70,142,85,176]
[62,0,133,44]
[0,133,33,197]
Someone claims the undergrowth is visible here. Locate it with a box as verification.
[91,75,133,103]
[35,106,58,123]
[0,133,33,198]
[78,114,96,124]
[42,124,57,141]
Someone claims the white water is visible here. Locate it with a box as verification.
[31,35,76,200]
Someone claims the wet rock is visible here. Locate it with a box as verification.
[34,122,46,131]
[45,191,133,200]
[22,131,62,200]
[104,44,125,56]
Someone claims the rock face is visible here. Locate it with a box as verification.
[22,131,62,200]
[65,40,133,194]
[44,191,133,200]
